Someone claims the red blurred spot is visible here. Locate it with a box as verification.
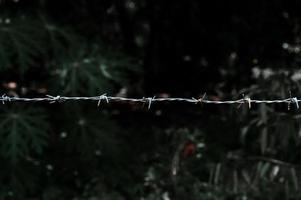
[182,141,196,158]
[211,95,221,101]
[157,93,170,98]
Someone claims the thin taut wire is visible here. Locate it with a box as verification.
[0,93,300,109]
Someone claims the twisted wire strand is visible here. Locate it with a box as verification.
[0,94,299,109]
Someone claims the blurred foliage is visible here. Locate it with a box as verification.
[1,0,301,200]
[51,45,141,95]
[0,106,49,162]
[0,17,45,73]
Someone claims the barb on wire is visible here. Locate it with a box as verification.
[143,96,156,110]
[192,93,206,104]
[237,94,246,109]
[291,97,299,110]
[0,93,300,110]
[236,95,252,109]
[244,97,252,109]
[97,94,109,107]
[46,95,63,104]
[287,91,299,110]
[1,94,10,104]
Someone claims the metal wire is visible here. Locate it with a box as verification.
[0,93,300,109]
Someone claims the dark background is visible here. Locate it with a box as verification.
[1,0,301,199]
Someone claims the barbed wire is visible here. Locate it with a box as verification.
[0,93,300,110]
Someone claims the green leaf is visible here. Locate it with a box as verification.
[50,45,141,95]
[0,17,45,73]
[0,16,76,74]
[0,106,49,162]
[258,162,270,178]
